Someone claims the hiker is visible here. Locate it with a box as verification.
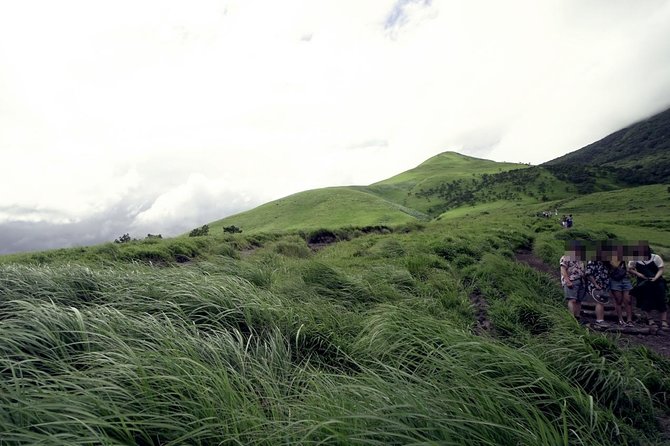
[560,241,586,319]
[606,243,634,326]
[629,246,668,329]
[560,215,567,228]
[566,214,573,228]
[585,249,609,326]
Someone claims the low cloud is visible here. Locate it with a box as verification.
[0,175,264,254]
[131,173,258,235]
[0,204,144,255]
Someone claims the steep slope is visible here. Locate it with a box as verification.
[544,107,670,185]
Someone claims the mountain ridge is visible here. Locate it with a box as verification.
[544,106,670,185]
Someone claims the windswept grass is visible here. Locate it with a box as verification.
[2,179,670,444]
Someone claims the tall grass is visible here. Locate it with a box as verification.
[1,214,669,444]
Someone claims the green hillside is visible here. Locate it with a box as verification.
[208,186,427,235]
[210,152,572,233]
[366,151,529,212]
[545,107,670,185]
[2,185,670,444]
[4,125,670,443]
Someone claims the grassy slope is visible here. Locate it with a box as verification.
[3,141,670,443]
[555,184,670,253]
[209,152,543,233]
[2,203,670,444]
[366,151,528,212]
[208,186,424,234]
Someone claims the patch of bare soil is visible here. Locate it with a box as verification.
[469,289,492,334]
[307,242,333,252]
[514,249,560,281]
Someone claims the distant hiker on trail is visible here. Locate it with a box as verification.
[560,215,567,228]
[560,241,586,319]
[629,245,668,329]
[606,243,634,326]
[566,214,573,228]
[585,248,609,326]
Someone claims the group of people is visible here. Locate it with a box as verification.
[538,209,558,218]
[560,214,574,228]
[560,240,667,328]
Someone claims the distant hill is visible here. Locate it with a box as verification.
[208,110,670,236]
[209,151,600,234]
[544,107,670,185]
[208,152,551,233]
[365,152,528,213]
[207,187,427,235]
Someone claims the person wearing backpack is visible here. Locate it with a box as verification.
[585,247,609,326]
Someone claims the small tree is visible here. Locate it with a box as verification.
[114,233,132,244]
[189,225,210,237]
[223,225,242,234]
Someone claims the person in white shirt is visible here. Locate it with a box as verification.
[629,245,667,329]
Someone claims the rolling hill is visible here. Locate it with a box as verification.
[211,108,670,236]
[210,152,576,233]
[3,112,670,444]
[207,186,427,235]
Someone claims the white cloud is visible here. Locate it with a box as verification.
[1,0,670,251]
[131,173,255,235]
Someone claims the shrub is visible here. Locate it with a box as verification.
[189,225,210,237]
[114,233,132,244]
[223,225,242,234]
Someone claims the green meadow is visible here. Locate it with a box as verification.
[1,151,670,445]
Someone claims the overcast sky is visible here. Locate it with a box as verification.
[2,0,670,254]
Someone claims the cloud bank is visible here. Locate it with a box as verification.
[1,0,670,253]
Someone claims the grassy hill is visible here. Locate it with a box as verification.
[366,151,529,213]
[545,107,670,185]
[3,133,670,443]
[210,152,579,233]
[207,187,428,235]
[2,189,670,444]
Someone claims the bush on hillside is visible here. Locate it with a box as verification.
[114,233,132,244]
[189,225,209,237]
[223,225,242,234]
